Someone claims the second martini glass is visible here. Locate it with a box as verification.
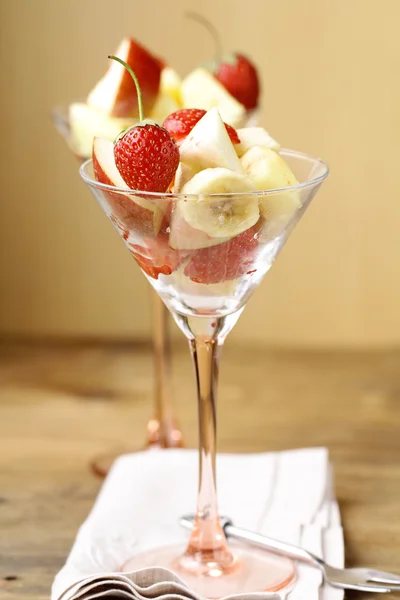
[52,106,183,478]
[80,148,328,597]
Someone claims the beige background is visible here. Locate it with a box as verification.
[1,0,400,347]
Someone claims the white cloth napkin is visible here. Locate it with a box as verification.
[52,448,344,600]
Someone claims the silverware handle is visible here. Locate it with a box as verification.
[226,523,323,568]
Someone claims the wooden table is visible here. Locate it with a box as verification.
[0,340,399,599]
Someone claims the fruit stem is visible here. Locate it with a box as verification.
[185,12,223,64]
[108,55,144,122]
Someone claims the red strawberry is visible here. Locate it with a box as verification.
[92,137,165,237]
[163,108,240,144]
[128,234,186,280]
[109,56,179,192]
[184,223,261,284]
[185,14,260,110]
[214,54,260,110]
[114,124,179,191]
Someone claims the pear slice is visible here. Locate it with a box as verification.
[181,68,246,128]
[235,127,280,157]
[240,146,301,229]
[179,107,243,174]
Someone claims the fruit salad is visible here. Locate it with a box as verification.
[69,35,260,159]
[88,58,300,317]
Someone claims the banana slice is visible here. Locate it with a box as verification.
[169,203,230,249]
[235,127,280,157]
[180,167,260,238]
[240,146,301,228]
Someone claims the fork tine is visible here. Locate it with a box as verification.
[369,569,400,584]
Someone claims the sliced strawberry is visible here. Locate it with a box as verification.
[184,223,261,284]
[128,233,186,280]
[213,53,259,110]
[163,108,240,144]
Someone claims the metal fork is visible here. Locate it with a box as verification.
[180,515,400,594]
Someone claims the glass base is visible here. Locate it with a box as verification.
[121,543,296,599]
[91,418,184,478]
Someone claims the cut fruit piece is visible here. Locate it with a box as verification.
[163,108,240,145]
[179,107,242,174]
[92,137,165,236]
[235,127,280,158]
[240,146,301,227]
[184,222,261,284]
[169,202,230,250]
[149,93,180,124]
[213,53,260,111]
[180,167,259,238]
[171,162,196,193]
[181,68,246,128]
[87,37,162,117]
[107,54,180,193]
[159,67,182,105]
[69,102,137,159]
[128,233,186,280]
[149,67,182,123]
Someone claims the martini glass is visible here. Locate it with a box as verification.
[80,148,328,597]
[52,106,183,478]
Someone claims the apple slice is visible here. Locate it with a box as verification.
[181,68,246,128]
[169,162,195,193]
[69,102,137,159]
[235,127,280,158]
[92,137,166,236]
[128,233,186,280]
[179,107,243,173]
[87,37,162,118]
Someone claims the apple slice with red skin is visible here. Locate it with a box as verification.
[87,37,162,118]
[92,137,166,237]
[128,232,188,280]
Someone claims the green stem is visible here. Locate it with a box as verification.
[185,12,223,64]
[108,55,143,122]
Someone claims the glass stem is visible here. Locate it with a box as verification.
[147,294,182,448]
[184,319,233,565]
